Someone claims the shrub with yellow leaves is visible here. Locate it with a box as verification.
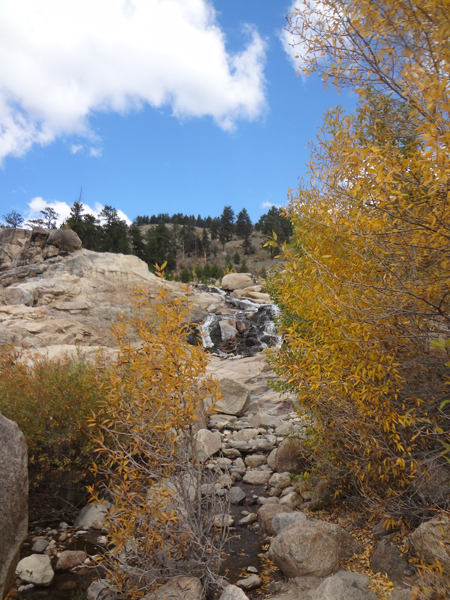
[267,0,450,525]
[88,273,227,597]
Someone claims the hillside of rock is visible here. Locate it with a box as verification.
[0,228,226,350]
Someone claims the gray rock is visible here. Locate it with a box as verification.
[257,504,293,535]
[269,472,292,490]
[219,321,238,342]
[258,496,279,505]
[269,519,362,578]
[142,576,202,600]
[0,414,28,599]
[239,513,258,525]
[219,585,250,600]
[408,515,450,571]
[236,574,261,590]
[221,274,254,291]
[86,579,114,600]
[31,539,49,553]
[47,229,82,251]
[214,378,251,417]
[279,492,302,509]
[16,555,54,586]
[75,502,111,530]
[275,437,308,474]
[272,511,309,535]
[267,448,277,470]
[55,550,87,571]
[230,486,246,505]
[195,429,222,462]
[372,518,399,541]
[233,429,259,442]
[371,538,414,583]
[243,471,272,485]
[228,440,251,451]
[245,454,267,468]
[310,575,378,600]
[234,457,246,471]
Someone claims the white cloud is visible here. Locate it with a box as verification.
[89,147,102,158]
[26,197,132,226]
[279,2,301,70]
[261,201,280,209]
[70,144,83,154]
[0,0,267,164]
[280,1,343,72]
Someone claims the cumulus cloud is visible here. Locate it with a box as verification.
[70,144,83,154]
[261,201,281,209]
[0,0,267,163]
[26,197,132,226]
[280,1,342,71]
[279,2,301,70]
[89,148,102,158]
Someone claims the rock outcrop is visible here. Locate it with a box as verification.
[0,230,227,351]
[0,414,28,599]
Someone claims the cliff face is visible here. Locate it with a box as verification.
[0,228,223,351]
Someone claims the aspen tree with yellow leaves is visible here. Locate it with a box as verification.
[88,271,227,597]
[268,0,450,526]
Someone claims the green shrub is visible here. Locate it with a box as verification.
[179,267,192,283]
[0,346,106,492]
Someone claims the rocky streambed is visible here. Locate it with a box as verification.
[10,353,429,600]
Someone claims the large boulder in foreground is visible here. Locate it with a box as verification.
[0,414,28,599]
[269,519,362,578]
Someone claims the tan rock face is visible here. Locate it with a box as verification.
[0,247,224,350]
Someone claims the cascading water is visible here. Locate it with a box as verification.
[196,290,282,357]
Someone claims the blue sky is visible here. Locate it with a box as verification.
[0,0,355,226]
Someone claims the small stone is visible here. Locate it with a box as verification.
[233,457,246,470]
[247,566,258,573]
[239,513,258,525]
[18,584,35,593]
[243,471,272,485]
[267,486,282,497]
[236,574,261,590]
[213,514,234,528]
[267,448,277,470]
[59,531,68,542]
[59,522,69,530]
[230,487,246,505]
[31,538,49,553]
[258,497,279,505]
[223,448,242,458]
[279,491,302,509]
[269,472,292,490]
[245,455,267,468]
[281,485,295,497]
[55,550,87,571]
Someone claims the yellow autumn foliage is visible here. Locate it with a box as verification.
[88,277,226,597]
[268,0,450,523]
